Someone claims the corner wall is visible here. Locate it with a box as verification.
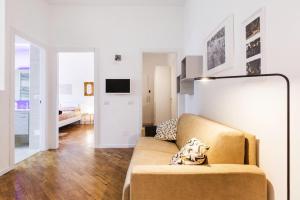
[183,0,300,199]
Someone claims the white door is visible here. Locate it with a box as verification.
[14,36,42,164]
[142,72,154,125]
[29,45,41,149]
[154,66,171,125]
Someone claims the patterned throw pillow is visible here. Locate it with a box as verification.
[154,118,178,141]
[170,138,210,165]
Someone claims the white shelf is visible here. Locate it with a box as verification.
[179,55,203,95]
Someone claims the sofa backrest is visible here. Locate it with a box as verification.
[176,114,257,165]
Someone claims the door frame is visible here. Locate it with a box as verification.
[140,49,180,130]
[55,48,100,148]
[9,28,47,167]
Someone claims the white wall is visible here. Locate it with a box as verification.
[48,4,183,148]
[0,0,4,90]
[184,0,300,199]
[59,52,94,114]
[0,0,49,175]
[6,0,49,43]
[0,89,9,175]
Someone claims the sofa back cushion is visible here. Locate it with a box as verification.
[176,114,246,164]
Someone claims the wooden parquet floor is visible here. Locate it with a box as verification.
[0,124,133,200]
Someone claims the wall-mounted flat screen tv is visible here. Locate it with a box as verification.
[106,79,130,93]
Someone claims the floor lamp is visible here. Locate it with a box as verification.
[194,73,290,200]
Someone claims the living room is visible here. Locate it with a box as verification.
[0,0,299,200]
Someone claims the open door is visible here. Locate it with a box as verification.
[29,45,41,149]
[142,52,177,137]
[154,65,171,125]
[14,36,43,163]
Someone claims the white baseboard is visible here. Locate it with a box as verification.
[0,167,13,176]
[97,144,136,148]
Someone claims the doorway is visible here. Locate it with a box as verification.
[14,35,45,163]
[57,52,95,147]
[142,52,177,135]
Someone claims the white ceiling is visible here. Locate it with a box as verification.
[45,0,186,6]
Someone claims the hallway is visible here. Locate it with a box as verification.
[0,125,133,200]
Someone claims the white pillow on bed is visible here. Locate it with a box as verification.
[60,107,80,112]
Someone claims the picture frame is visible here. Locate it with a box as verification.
[114,54,122,62]
[84,82,94,96]
[204,15,234,75]
[242,8,266,75]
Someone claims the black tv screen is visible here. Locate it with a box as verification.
[106,79,130,93]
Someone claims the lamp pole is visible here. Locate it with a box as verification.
[195,73,290,200]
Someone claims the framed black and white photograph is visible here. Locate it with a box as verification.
[114,54,122,62]
[113,53,124,64]
[246,17,260,40]
[204,15,234,75]
[243,8,265,75]
[207,27,225,70]
[246,38,261,59]
[246,58,261,75]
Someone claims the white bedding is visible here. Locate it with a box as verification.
[59,107,81,128]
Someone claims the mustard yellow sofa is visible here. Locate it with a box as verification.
[123,114,267,200]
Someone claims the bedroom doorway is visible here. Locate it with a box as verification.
[14,35,46,163]
[142,52,177,136]
[58,52,95,147]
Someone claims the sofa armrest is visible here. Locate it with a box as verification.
[131,164,267,200]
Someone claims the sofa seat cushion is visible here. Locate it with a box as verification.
[122,149,178,200]
[135,137,179,154]
[132,149,175,165]
[123,137,178,200]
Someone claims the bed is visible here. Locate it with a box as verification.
[58,107,82,128]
